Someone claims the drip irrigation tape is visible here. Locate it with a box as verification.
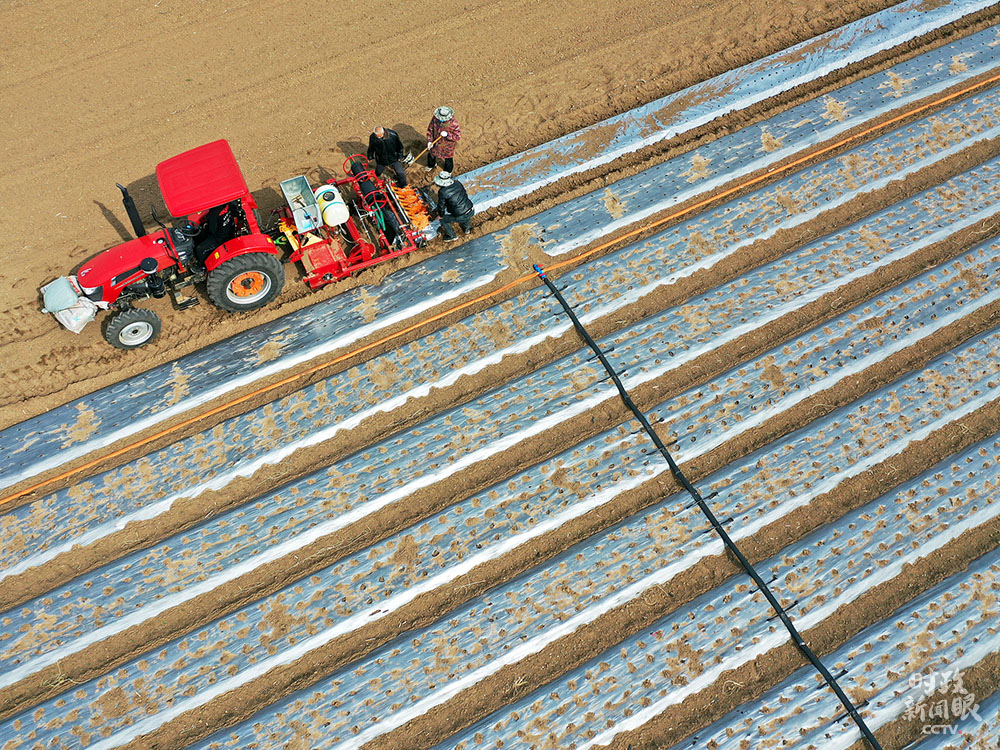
[533,262,884,750]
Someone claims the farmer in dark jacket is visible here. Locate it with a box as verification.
[425,106,461,173]
[434,172,474,242]
[367,126,408,187]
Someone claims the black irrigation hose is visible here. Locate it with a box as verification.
[532,264,883,750]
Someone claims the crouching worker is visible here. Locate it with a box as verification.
[434,172,474,242]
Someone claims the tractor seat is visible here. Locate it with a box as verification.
[195,201,240,262]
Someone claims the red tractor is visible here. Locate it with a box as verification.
[41,140,284,348]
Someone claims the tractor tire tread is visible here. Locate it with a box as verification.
[206,252,285,312]
[104,306,162,349]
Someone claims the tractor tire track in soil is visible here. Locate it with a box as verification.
[4,5,1000,750]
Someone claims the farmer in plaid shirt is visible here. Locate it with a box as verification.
[425,106,462,174]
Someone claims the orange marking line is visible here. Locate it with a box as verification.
[3,71,998,509]
[547,71,1000,273]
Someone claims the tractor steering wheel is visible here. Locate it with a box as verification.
[178,220,200,238]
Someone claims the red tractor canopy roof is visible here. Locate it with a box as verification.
[156,140,251,217]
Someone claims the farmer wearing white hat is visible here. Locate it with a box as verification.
[434,171,474,242]
[425,105,462,174]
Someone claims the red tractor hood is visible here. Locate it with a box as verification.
[77,233,173,292]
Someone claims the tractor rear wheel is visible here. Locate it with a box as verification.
[206,253,284,312]
[105,307,162,349]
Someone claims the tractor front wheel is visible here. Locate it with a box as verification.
[105,307,162,349]
[207,253,284,312]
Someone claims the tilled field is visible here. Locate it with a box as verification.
[3,2,1000,750]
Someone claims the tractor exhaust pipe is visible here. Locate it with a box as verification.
[116,183,147,238]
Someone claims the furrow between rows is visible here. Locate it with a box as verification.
[167,329,1000,750]
[435,429,1000,750]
